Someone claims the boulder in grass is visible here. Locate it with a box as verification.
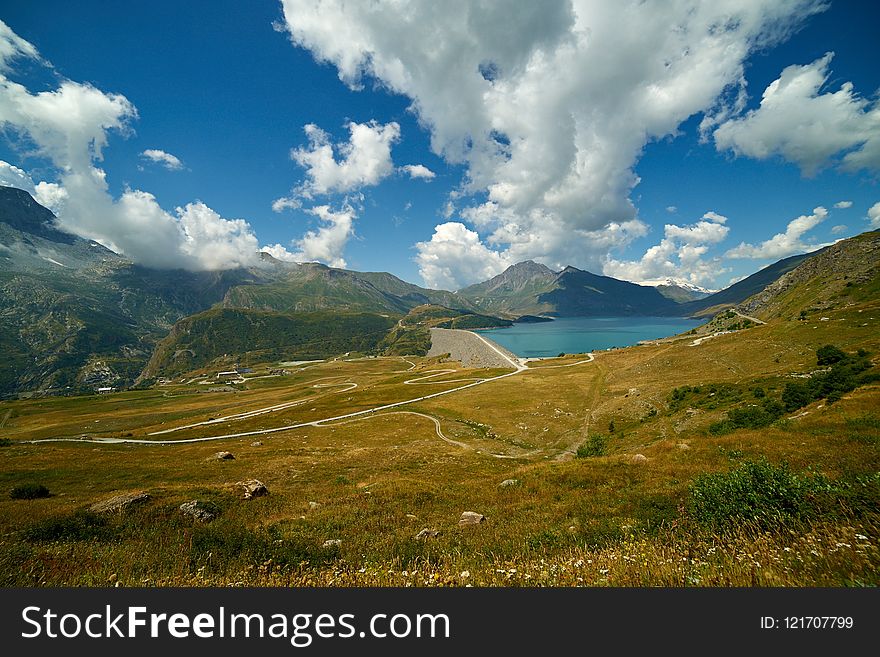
[322,539,342,548]
[415,528,440,540]
[179,500,218,523]
[90,491,150,513]
[209,451,235,461]
[499,479,519,488]
[235,479,268,499]
[629,454,648,464]
[458,511,485,526]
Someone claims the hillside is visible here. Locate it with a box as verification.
[459,261,679,317]
[0,187,267,396]
[736,230,879,321]
[139,308,397,379]
[672,251,815,317]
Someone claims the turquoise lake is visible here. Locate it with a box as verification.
[474,316,704,358]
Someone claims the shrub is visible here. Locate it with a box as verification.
[24,511,110,542]
[0,438,11,447]
[10,483,50,500]
[708,398,784,435]
[816,344,846,366]
[688,460,811,530]
[688,461,880,531]
[576,434,607,458]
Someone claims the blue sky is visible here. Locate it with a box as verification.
[0,1,878,291]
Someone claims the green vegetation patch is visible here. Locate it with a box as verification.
[576,434,607,458]
[688,459,880,531]
[10,483,50,500]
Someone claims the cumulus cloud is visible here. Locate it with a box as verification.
[834,200,853,209]
[0,21,259,270]
[260,243,300,262]
[868,202,880,230]
[288,204,356,268]
[271,196,302,213]
[603,214,730,287]
[702,211,728,224]
[286,120,400,199]
[140,148,184,170]
[726,206,827,259]
[400,164,436,180]
[712,53,880,176]
[280,0,826,281]
[0,159,69,212]
[414,221,512,290]
[830,224,847,235]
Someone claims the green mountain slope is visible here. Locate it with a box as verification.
[140,308,397,379]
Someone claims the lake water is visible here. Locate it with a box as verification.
[474,316,704,358]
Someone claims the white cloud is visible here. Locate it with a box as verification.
[414,221,512,290]
[665,206,677,214]
[0,21,259,270]
[834,200,853,209]
[868,202,880,230]
[604,215,730,287]
[280,0,826,270]
[726,206,827,259]
[712,53,880,176]
[289,204,356,268]
[140,148,184,170]
[401,164,436,180]
[0,159,69,212]
[289,120,400,198]
[830,224,847,235]
[702,211,728,224]
[260,243,300,262]
[271,196,302,213]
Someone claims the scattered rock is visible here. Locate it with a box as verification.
[415,528,440,540]
[250,441,263,447]
[89,491,150,514]
[499,479,519,488]
[322,539,342,548]
[405,513,419,521]
[209,451,235,461]
[235,479,268,499]
[458,511,485,526]
[677,443,691,451]
[179,500,218,523]
[308,501,321,511]
[629,454,648,464]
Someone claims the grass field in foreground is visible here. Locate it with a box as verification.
[0,297,878,586]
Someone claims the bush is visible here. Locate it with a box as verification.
[24,511,111,542]
[688,460,811,530]
[576,434,607,458]
[0,438,11,447]
[708,398,784,435]
[688,460,880,531]
[10,483,50,500]
[782,346,874,412]
[816,344,846,366]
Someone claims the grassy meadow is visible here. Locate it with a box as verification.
[0,291,878,587]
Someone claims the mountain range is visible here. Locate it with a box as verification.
[1,184,873,396]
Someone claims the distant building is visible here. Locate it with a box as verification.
[236,367,254,374]
[216,371,242,381]
[96,387,115,394]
